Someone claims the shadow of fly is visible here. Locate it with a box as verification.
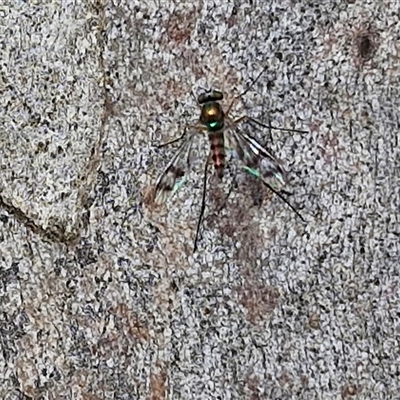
[154,70,306,252]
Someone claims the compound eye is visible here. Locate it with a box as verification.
[198,93,208,104]
[211,90,223,101]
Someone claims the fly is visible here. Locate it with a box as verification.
[154,69,306,252]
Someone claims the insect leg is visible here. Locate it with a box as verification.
[158,131,187,148]
[226,67,269,116]
[226,96,240,117]
[158,123,205,148]
[260,179,305,222]
[193,153,211,253]
[234,115,308,134]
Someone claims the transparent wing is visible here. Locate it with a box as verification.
[154,133,195,203]
[225,122,287,191]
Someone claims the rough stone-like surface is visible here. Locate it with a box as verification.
[0,0,399,399]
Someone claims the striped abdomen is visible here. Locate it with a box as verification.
[208,131,225,179]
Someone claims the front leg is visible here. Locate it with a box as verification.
[158,123,205,148]
[234,115,308,134]
[158,130,187,148]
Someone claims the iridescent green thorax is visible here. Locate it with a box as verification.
[198,90,225,132]
[199,102,225,132]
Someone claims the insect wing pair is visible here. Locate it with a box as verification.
[154,121,287,204]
